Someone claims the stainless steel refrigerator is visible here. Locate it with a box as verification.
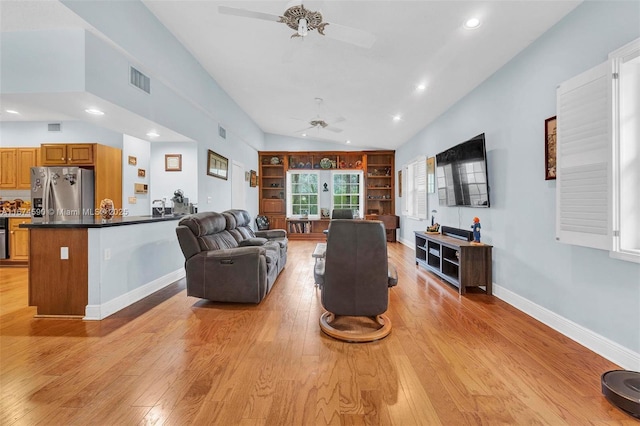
[31,167,95,222]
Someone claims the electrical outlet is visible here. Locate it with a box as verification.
[60,247,69,260]
[207,196,212,204]
[104,248,111,260]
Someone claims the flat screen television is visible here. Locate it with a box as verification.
[435,133,490,207]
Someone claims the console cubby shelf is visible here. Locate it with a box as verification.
[414,231,493,295]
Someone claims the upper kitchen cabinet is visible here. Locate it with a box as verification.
[0,148,40,189]
[38,143,122,214]
[41,143,94,165]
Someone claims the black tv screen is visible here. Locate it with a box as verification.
[435,133,490,207]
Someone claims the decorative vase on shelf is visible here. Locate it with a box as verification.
[100,198,115,221]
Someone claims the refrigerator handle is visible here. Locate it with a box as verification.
[43,173,51,220]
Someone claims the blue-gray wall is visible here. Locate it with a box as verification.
[396,1,640,359]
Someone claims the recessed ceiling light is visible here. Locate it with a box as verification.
[146,131,160,138]
[5,109,19,114]
[392,114,402,122]
[464,17,481,29]
[85,108,104,116]
[346,140,351,144]
[302,133,307,137]
[416,83,427,92]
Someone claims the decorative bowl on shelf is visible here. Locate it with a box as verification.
[270,157,280,165]
[320,158,332,169]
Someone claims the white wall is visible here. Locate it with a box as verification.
[0,120,123,149]
[149,141,198,212]
[0,29,85,93]
[122,134,150,216]
[396,1,640,361]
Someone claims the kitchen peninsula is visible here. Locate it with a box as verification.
[22,215,185,320]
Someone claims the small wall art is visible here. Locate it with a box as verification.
[128,155,137,166]
[250,170,257,187]
[207,149,228,180]
[545,116,557,180]
[137,168,146,178]
[165,154,182,171]
[427,156,436,193]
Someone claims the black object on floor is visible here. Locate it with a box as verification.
[601,370,640,418]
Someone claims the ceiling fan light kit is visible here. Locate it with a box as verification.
[279,4,328,38]
[218,3,375,48]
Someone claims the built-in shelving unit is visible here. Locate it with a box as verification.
[365,151,394,216]
[258,150,395,239]
[415,230,493,295]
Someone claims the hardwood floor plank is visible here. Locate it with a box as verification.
[0,240,632,425]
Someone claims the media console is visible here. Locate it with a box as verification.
[414,229,493,295]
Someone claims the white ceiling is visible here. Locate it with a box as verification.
[1,0,582,148]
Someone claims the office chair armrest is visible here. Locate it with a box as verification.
[387,262,398,287]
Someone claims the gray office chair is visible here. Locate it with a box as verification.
[314,219,398,342]
[323,208,356,238]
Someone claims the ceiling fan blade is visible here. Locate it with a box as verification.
[325,126,343,133]
[294,125,315,133]
[323,22,376,49]
[218,6,281,22]
[329,116,346,125]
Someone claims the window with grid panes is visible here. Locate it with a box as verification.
[286,171,319,217]
[332,171,363,218]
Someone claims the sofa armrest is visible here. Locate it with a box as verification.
[239,237,268,247]
[185,246,269,303]
[255,229,287,239]
[204,246,266,259]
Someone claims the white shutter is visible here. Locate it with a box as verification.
[556,60,613,250]
[402,164,409,215]
[416,158,427,219]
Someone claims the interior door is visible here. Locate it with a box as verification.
[231,160,246,210]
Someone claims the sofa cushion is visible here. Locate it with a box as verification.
[179,212,239,250]
[223,209,257,243]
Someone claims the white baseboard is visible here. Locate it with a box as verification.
[493,284,640,371]
[399,236,413,249]
[84,269,185,320]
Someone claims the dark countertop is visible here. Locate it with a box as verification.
[20,214,185,229]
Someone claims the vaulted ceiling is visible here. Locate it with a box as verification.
[1,1,582,148]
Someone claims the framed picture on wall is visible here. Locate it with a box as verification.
[250,170,257,187]
[545,116,557,180]
[427,156,436,193]
[165,154,182,171]
[207,150,228,180]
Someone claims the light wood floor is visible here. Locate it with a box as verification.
[0,241,633,425]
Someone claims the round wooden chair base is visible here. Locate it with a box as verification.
[319,312,392,342]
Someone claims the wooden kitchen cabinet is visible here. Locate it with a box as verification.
[9,217,31,261]
[0,148,39,189]
[41,143,94,165]
[39,143,122,215]
[0,149,17,188]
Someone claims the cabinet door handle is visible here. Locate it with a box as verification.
[10,231,14,234]
[61,157,64,161]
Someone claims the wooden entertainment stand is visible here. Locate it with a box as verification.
[414,228,493,295]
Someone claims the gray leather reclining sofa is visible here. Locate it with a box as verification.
[175,209,287,303]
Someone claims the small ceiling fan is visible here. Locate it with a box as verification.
[294,97,345,134]
[218,1,376,49]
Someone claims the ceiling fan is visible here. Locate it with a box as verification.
[294,97,345,134]
[218,1,376,49]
